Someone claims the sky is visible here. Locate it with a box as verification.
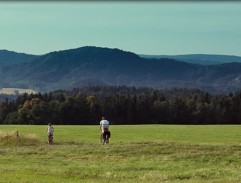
[0,1,241,56]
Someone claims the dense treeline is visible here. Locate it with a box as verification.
[0,94,18,102]
[0,86,241,125]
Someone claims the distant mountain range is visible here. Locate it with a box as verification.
[1,46,241,93]
[140,54,241,65]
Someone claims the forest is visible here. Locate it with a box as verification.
[0,86,241,125]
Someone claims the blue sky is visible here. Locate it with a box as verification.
[0,1,241,56]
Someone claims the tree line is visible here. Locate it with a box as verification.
[0,86,241,125]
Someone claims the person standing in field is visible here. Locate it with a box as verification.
[46,123,54,145]
[99,117,111,144]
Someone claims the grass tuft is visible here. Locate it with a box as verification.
[0,130,41,146]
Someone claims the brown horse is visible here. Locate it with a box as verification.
[100,130,111,144]
[48,134,53,145]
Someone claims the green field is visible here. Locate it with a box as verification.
[1,125,241,183]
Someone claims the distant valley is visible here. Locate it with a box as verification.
[1,46,241,93]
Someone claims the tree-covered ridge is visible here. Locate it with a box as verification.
[0,86,241,125]
[0,49,38,67]
[2,46,241,93]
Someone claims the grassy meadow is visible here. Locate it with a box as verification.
[1,125,241,182]
[0,88,37,95]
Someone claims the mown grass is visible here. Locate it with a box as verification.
[1,125,241,182]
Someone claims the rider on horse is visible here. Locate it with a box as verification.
[99,117,111,144]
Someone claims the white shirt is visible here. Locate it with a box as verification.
[47,126,54,134]
[100,119,109,133]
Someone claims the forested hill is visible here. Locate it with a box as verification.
[0,50,38,66]
[1,46,198,92]
[1,46,241,93]
[1,86,241,125]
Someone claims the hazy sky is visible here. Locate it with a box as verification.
[0,2,241,56]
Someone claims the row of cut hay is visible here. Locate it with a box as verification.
[0,130,41,146]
